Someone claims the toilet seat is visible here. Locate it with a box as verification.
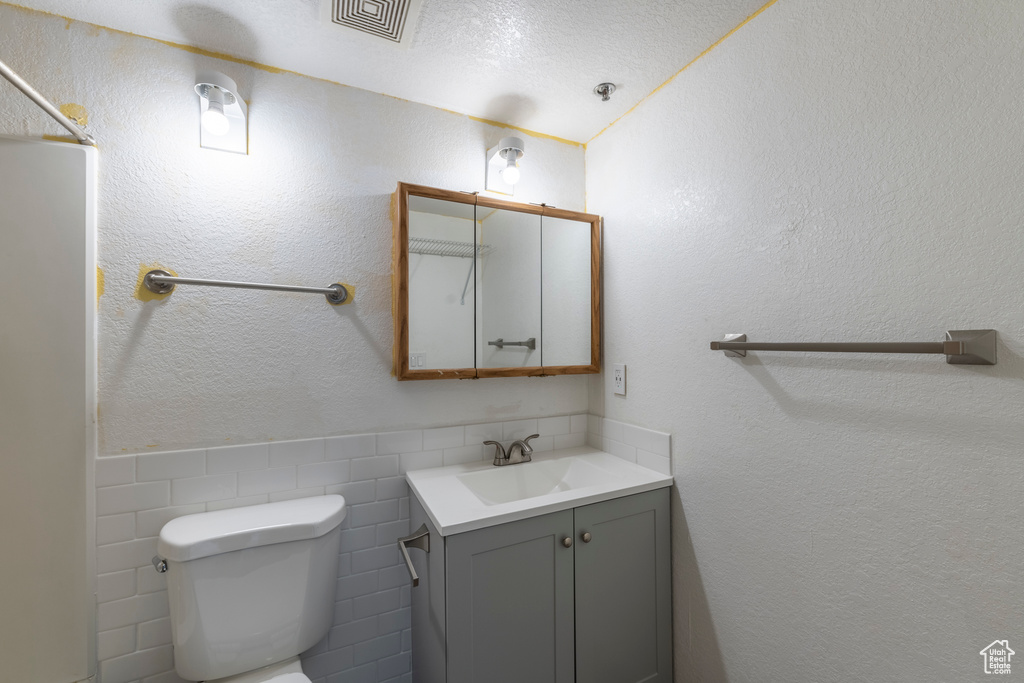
[207,675,309,683]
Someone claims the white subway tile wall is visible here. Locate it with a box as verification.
[94,413,606,683]
[206,443,269,474]
[586,417,672,475]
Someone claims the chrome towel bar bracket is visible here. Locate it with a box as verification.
[144,269,350,305]
[0,57,95,146]
[710,329,997,365]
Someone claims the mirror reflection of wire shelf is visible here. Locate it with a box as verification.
[408,237,492,258]
[408,237,493,305]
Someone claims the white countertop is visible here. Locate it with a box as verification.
[405,446,673,536]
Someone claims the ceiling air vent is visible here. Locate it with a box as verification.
[322,0,423,46]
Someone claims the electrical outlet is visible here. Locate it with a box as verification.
[410,352,426,368]
[612,363,626,395]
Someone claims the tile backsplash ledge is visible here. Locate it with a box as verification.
[587,415,672,475]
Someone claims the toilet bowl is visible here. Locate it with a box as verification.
[206,656,308,683]
[207,656,309,683]
[156,495,347,683]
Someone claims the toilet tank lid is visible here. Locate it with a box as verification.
[157,495,347,563]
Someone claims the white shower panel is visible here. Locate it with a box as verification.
[0,135,97,682]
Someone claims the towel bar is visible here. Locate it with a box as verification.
[710,330,996,365]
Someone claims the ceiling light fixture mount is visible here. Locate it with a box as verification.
[594,82,616,101]
[485,136,525,195]
[194,70,248,154]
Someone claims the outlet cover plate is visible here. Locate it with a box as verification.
[613,364,626,395]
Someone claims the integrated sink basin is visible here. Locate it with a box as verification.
[457,457,610,505]
[406,446,673,536]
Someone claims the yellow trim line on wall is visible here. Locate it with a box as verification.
[588,0,779,145]
[0,1,583,148]
[2,0,777,149]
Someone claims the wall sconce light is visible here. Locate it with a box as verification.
[485,136,525,194]
[195,70,247,154]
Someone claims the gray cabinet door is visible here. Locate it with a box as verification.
[574,489,673,683]
[446,510,575,683]
[410,497,447,683]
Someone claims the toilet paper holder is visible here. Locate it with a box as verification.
[397,524,430,587]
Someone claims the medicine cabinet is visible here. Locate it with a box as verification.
[392,183,600,380]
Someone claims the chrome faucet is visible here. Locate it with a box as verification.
[484,434,539,466]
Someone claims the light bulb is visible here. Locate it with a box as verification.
[201,99,230,136]
[500,151,520,184]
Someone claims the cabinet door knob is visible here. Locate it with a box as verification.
[562,537,573,548]
[581,531,592,543]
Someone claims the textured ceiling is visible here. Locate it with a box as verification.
[12,0,768,142]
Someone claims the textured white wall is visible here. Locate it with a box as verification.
[0,4,587,456]
[586,1,1024,681]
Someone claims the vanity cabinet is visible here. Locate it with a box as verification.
[409,489,672,683]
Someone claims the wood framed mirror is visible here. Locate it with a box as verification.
[392,182,600,380]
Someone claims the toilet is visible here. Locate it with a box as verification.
[156,495,347,683]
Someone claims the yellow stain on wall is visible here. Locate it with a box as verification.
[148,38,286,74]
[332,283,356,305]
[41,134,80,144]
[465,114,582,148]
[59,103,88,126]
[134,263,176,302]
[96,265,105,308]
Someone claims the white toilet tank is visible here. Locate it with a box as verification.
[157,495,347,682]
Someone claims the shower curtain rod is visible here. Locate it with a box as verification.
[0,57,95,146]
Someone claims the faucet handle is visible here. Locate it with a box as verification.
[483,440,506,465]
[513,434,541,462]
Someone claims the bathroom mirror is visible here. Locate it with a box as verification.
[476,200,542,370]
[393,183,600,380]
